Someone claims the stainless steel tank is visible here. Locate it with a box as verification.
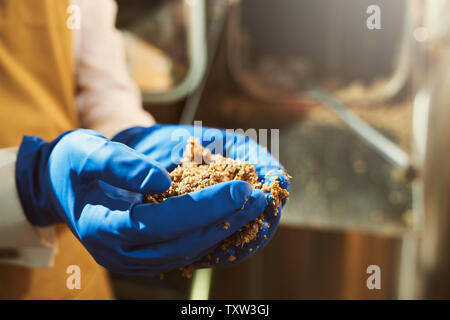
[193,0,449,300]
[414,0,450,298]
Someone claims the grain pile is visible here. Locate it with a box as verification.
[145,137,290,277]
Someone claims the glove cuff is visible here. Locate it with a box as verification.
[15,134,68,226]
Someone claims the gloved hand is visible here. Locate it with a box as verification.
[15,129,267,275]
[113,124,290,268]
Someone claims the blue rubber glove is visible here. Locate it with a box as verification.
[15,129,267,275]
[113,124,290,268]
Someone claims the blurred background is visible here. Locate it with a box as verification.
[109,0,450,299]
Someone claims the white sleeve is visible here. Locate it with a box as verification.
[74,0,155,139]
[0,147,57,268]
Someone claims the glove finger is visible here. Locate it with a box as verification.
[127,181,254,241]
[79,188,278,275]
[74,132,171,194]
[112,125,285,178]
[114,189,267,272]
[263,171,290,188]
[261,171,290,210]
[161,189,266,262]
[99,218,274,276]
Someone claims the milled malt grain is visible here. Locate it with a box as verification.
[145,137,290,278]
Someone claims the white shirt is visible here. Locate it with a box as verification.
[0,0,155,267]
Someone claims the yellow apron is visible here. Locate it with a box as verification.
[0,0,113,299]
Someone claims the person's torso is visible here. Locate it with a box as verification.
[0,0,79,147]
[0,0,112,299]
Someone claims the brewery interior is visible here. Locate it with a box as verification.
[109,0,450,299]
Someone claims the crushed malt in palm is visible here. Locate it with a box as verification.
[145,137,290,278]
